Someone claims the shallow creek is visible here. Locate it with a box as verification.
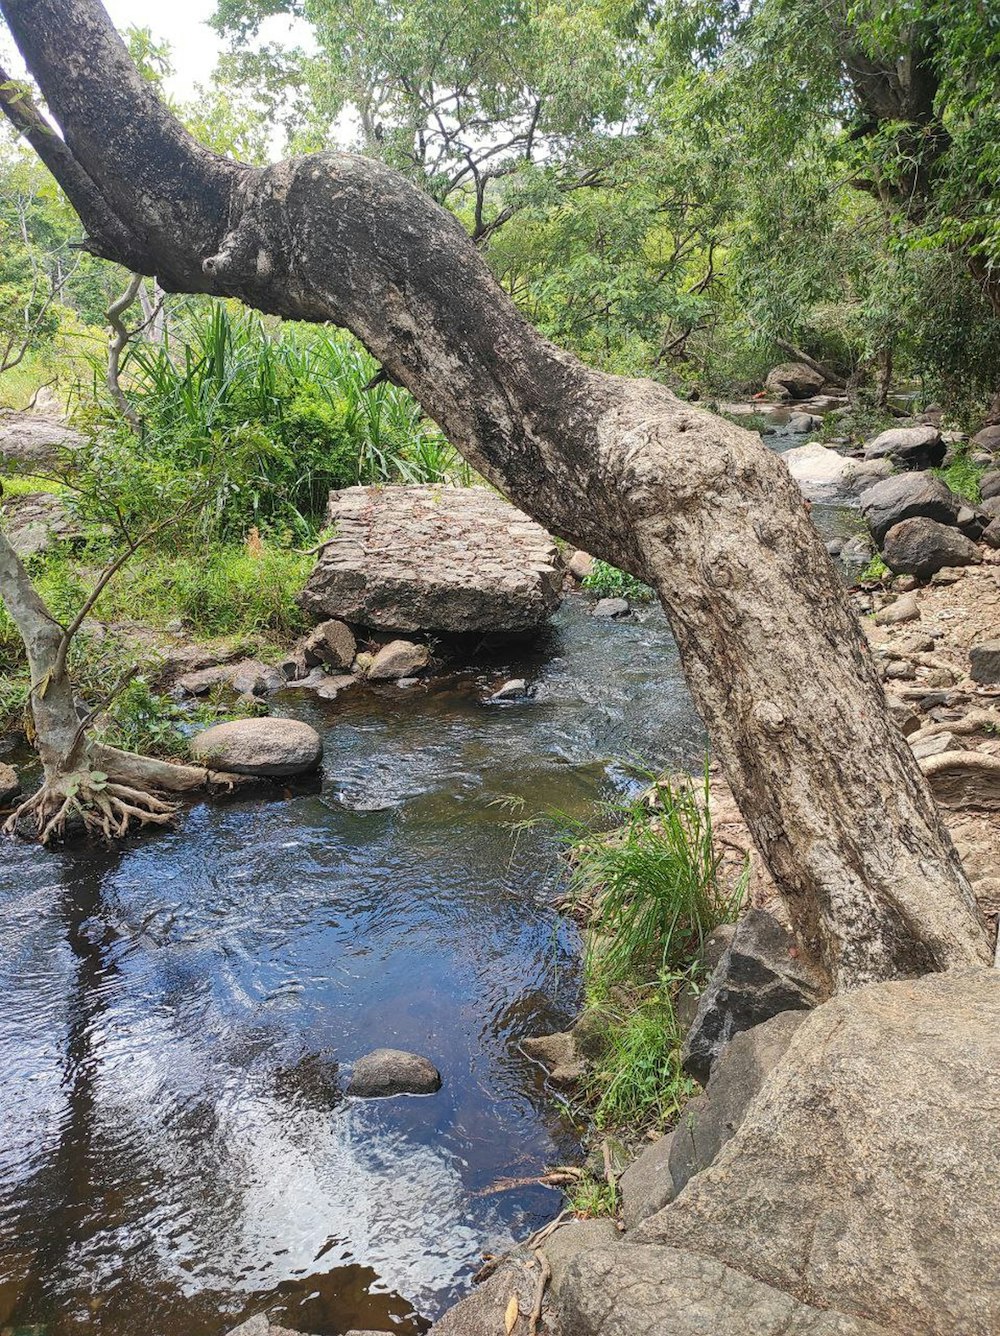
[0,420,861,1335]
[1,599,704,1336]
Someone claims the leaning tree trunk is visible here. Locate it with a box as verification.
[0,525,240,840]
[0,0,991,987]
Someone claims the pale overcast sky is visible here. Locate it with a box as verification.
[105,0,224,98]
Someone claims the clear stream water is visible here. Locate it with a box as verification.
[0,600,704,1336]
[0,423,860,1336]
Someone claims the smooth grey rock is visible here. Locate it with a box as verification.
[979,494,1000,519]
[782,443,890,502]
[970,640,1000,685]
[568,550,594,580]
[488,678,528,702]
[346,1048,441,1097]
[299,485,563,636]
[558,1244,890,1335]
[592,597,629,618]
[839,533,873,564]
[858,471,961,545]
[910,731,957,760]
[786,411,820,433]
[639,970,1000,1336]
[681,910,824,1084]
[669,1011,806,1199]
[863,425,945,470]
[881,517,980,577]
[873,592,919,625]
[979,470,1000,500]
[0,761,20,805]
[764,362,825,399]
[300,618,357,670]
[971,424,1000,452]
[367,639,431,681]
[982,519,1000,549]
[619,1133,676,1230]
[175,659,283,698]
[189,718,322,777]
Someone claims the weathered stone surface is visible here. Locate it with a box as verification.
[921,750,1000,809]
[982,519,1000,549]
[2,491,83,556]
[786,411,821,433]
[639,970,1000,1336]
[764,362,825,399]
[681,910,825,1084]
[881,517,980,577]
[979,470,1000,500]
[189,718,322,777]
[782,443,891,502]
[299,485,564,635]
[0,761,20,805]
[367,638,431,681]
[346,1048,441,1097]
[225,1318,318,1336]
[669,1011,806,1200]
[521,1031,584,1086]
[429,1249,562,1335]
[858,471,962,545]
[592,597,629,618]
[619,1133,676,1230]
[175,659,284,697]
[970,640,1000,685]
[863,425,945,469]
[301,618,357,670]
[910,730,956,760]
[873,592,919,625]
[568,550,594,580]
[558,1245,890,1335]
[971,424,1000,453]
[0,413,80,468]
[544,1220,619,1297]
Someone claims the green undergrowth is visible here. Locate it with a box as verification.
[935,451,986,504]
[553,768,745,1140]
[581,559,654,603]
[861,552,890,582]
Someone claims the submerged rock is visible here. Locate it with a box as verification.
[346,1048,442,1097]
[488,678,529,702]
[681,909,825,1084]
[592,597,629,618]
[189,718,322,777]
[299,485,564,636]
[521,1031,585,1086]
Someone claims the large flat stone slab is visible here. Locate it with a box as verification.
[299,485,564,636]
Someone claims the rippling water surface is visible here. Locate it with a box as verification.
[0,598,703,1335]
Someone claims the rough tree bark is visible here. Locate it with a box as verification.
[0,0,991,986]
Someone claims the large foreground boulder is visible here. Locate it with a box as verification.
[764,362,825,400]
[189,718,322,776]
[633,970,1000,1335]
[299,485,564,636]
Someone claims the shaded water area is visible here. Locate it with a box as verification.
[0,598,705,1336]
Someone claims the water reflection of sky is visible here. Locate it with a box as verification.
[0,598,703,1335]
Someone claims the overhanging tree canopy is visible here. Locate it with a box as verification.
[0,0,991,988]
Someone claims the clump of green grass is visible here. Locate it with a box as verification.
[935,452,985,503]
[570,769,737,992]
[565,1176,618,1218]
[581,559,654,603]
[95,676,262,759]
[861,552,890,582]
[584,983,698,1130]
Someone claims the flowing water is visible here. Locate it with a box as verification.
[0,598,705,1336]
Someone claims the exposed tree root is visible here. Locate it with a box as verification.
[4,772,178,844]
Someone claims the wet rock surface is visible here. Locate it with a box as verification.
[346,1048,442,1098]
[189,717,323,776]
[299,485,564,636]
